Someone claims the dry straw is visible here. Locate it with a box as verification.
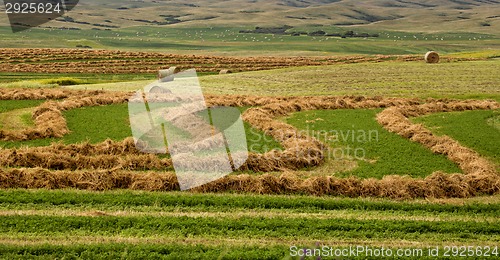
[0,168,497,199]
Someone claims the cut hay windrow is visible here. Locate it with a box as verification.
[205,95,422,109]
[0,168,178,191]
[0,88,93,100]
[0,168,498,199]
[17,138,142,157]
[0,148,172,171]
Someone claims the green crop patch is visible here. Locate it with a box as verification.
[0,100,45,113]
[413,109,500,169]
[286,109,461,178]
[1,215,499,242]
[0,72,158,84]
[0,103,282,154]
[0,104,132,148]
[0,190,499,258]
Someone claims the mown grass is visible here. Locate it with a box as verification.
[0,81,57,88]
[63,60,500,101]
[413,109,500,169]
[2,215,498,242]
[0,190,498,259]
[0,104,282,153]
[286,109,462,178]
[0,77,88,88]
[2,243,492,260]
[201,60,500,99]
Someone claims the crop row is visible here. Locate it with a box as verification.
[1,214,499,243]
[0,48,471,74]
[0,189,498,259]
[0,91,130,141]
[1,190,499,214]
[0,244,287,260]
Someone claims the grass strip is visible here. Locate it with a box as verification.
[0,208,497,223]
[0,100,45,113]
[0,190,499,215]
[0,215,498,242]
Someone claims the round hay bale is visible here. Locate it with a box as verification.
[219,69,232,75]
[158,67,181,80]
[425,51,439,63]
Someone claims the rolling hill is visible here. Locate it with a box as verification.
[0,0,499,34]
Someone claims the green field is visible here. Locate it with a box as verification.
[1,60,498,258]
[0,102,469,178]
[287,109,462,178]
[0,103,282,155]
[0,73,218,84]
[413,109,500,170]
[0,100,45,113]
[0,190,498,259]
[0,100,45,130]
[0,24,499,55]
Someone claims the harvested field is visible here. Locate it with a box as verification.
[0,47,498,258]
[1,189,499,259]
[0,48,478,74]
